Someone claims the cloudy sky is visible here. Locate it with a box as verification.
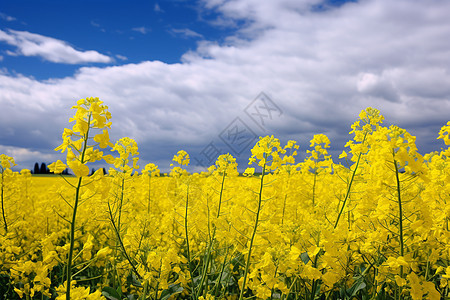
[1,0,450,172]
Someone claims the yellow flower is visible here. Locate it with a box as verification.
[407,272,423,300]
[86,290,105,300]
[442,266,450,279]
[48,160,68,174]
[93,129,113,149]
[303,264,322,280]
[339,150,347,159]
[173,150,190,166]
[437,121,450,145]
[0,154,16,169]
[142,163,160,176]
[102,154,115,164]
[395,275,406,287]
[68,160,90,177]
[243,167,255,176]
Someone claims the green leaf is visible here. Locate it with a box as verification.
[346,276,367,298]
[102,286,121,300]
[300,252,310,264]
[160,284,184,300]
[127,271,142,287]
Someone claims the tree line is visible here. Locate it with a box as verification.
[31,162,106,176]
[32,162,69,175]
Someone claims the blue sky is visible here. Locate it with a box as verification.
[1,0,234,79]
[1,0,450,172]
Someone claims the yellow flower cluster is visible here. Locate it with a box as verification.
[1,101,450,300]
[50,97,113,177]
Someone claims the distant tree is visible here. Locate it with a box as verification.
[33,163,40,174]
[90,168,96,176]
[40,163,48,174]
[62,168,70,175]
[102,168,107,175]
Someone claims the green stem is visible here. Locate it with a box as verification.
[312,170,317,206]
[1,171,7,235]
[155,265,161,300]
[184,182,197,300]
[270,265,279,300]
[217,169,227,218]
[147,175,152,214]
[107,201,142,280]
[393,157,404,275]
[141,280,149,300]
[282,173,292,226]
[282,276,298,300]
[213,243,229,298]
[310,238,321,300]
[334,133,367,229]
[66,115,91,300]
[334,152,360,228]
[198,228,215,297]
[117,168,125,235]
[239,156,266,300]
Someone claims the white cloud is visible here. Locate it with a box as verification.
[132,27,151,34]
[0,145,58,170]
[116,54,128,61]
[0,12,16,22]
[1,0,450,171]
[357,73,399,102]
[0,29,112,64]
[154,3,164,13]
[90,21,106,32]
[169,28,204,39]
